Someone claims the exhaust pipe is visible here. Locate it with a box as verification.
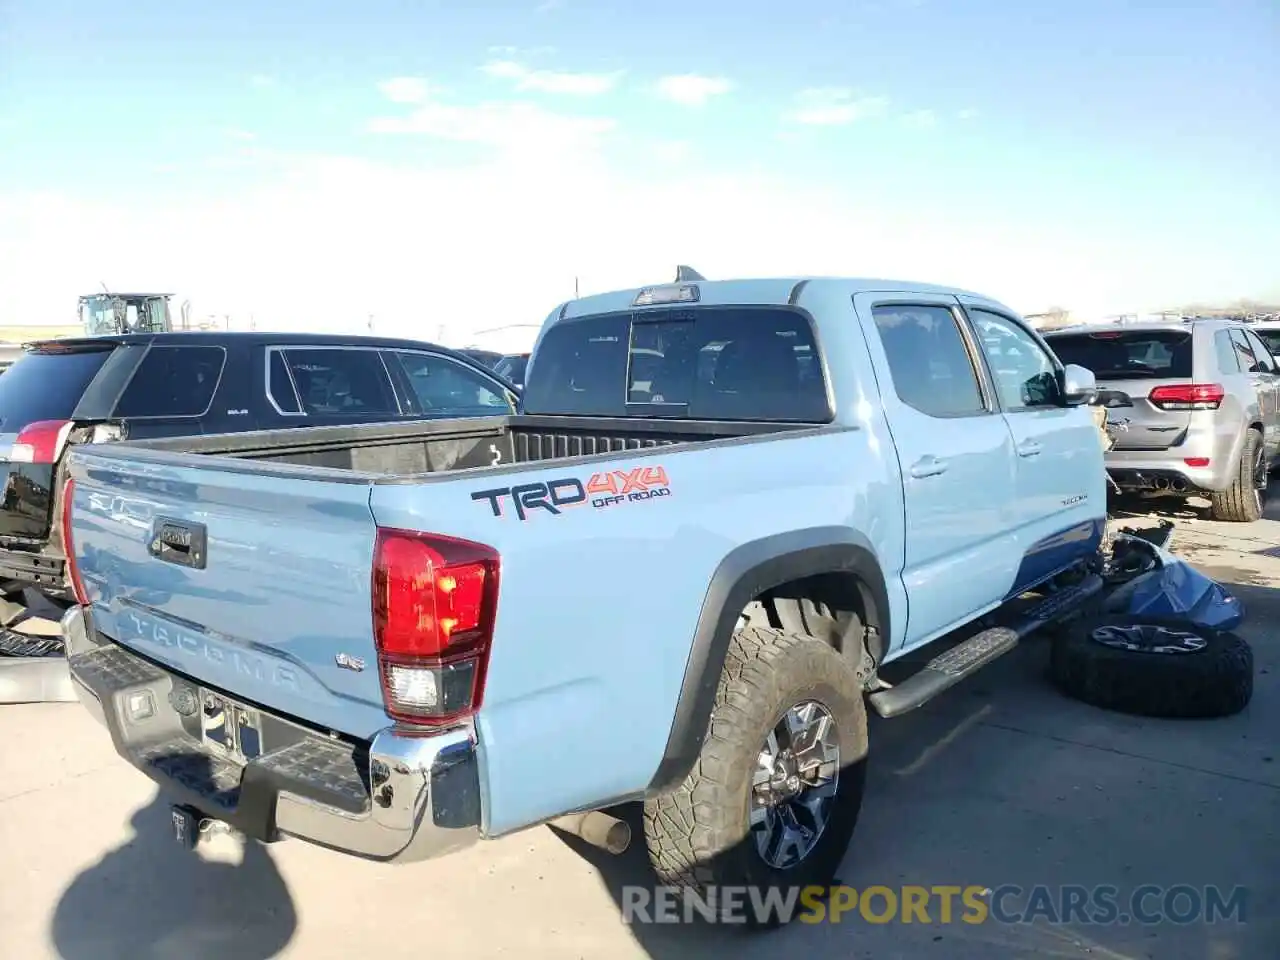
[1151,478,1170,491]
[1169,478,1190,493]
[550,811,631,854]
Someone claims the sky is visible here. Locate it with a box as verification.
[1,0,1277,347]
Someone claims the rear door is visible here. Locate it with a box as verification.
[263,345,406,427]
[962,306,1105,592]
[853,292,1020,649]
[1044,327,1201,452]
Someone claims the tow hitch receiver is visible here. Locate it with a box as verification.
[170,804,238,851]
[171,804,201,850]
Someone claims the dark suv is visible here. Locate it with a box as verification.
[0,331,517,694]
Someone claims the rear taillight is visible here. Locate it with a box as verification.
[11,420,74,464]
[372,528,500,728]
[1148,383,1224,411]
[61,478,89,605]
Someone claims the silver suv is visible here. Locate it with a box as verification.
[1043,319,1279,522]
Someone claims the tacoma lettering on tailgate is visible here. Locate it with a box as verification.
[123,611,300,691]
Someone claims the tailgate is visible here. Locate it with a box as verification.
[65,446,388,739]
[1046,329,1195,452]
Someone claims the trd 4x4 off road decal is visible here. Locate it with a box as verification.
[471,465,671,521]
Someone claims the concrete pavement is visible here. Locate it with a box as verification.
[1,508,1277,959]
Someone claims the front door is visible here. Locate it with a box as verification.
[852,293,1022,652]
[961,304,1106,595]
[1239,328,1280,460]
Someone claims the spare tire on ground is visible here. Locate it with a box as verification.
[1049,613,1253,719]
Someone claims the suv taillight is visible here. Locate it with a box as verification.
[372,528,500,727]
[11,420,74,464]
[1148,383,1224,411]
[61,478,89,605]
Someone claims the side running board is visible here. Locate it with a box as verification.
[868,573,1103,719]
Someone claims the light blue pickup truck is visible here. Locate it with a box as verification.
[60,277,1107,922]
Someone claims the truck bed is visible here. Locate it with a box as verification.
[61,409,842,741]
[126,413,805,475]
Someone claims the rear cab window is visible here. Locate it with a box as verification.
[521,306,831,421]
[1046,330,1193,380]
[0,344,114,430]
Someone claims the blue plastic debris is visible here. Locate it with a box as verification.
[1103,534,1245,631]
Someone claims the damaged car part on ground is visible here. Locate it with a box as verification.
[1047,531,1253,719]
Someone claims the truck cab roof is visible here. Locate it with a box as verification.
[552,276,1006,325]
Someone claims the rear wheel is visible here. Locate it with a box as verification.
[643,626,868,928]
[1209,428,1267,522]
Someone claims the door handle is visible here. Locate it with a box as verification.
[1016,440,1043,458]
[909,456,948,479]
[149,518,207,569]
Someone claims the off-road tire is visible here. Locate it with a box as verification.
[643,626,868,928]
[1210,428,1266,523]
[1049,614,1253,718]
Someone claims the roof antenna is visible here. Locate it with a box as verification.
[674,265,706,282]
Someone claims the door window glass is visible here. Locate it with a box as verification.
[114,346,226,418]
[392,352,515,416]
[279,349,399,417]
[871,304,985,418]
[1242,330,1276,374]
[968,310,1062,410]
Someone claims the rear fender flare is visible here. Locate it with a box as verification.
[645,526,889,795]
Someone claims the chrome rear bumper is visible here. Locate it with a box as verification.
[62,604,482,864]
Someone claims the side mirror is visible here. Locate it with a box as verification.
[1061,363,1097,406]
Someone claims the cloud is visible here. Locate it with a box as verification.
[377,76,442,104]
[654,74,733,107]
[535,0,564,11]
[4,157,1271,346]
[902,109,937,129]
[649,140,693,164]
[482,59,621,96]
[369,100,615,157]
[789,87,889,125]
[957,107,979,121]
[248,74,277,89]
